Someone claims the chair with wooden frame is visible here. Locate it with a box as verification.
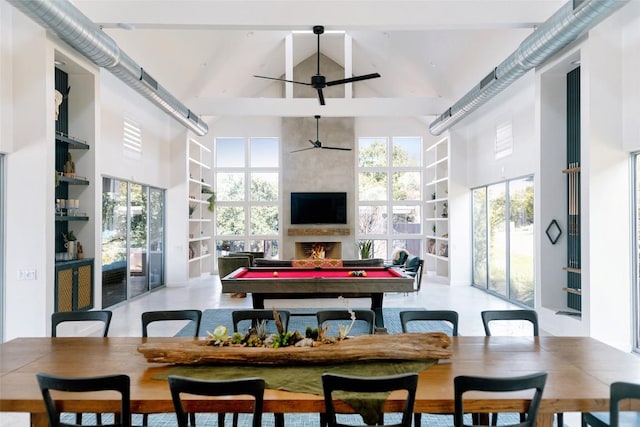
[168,375,265,427]
[36,372,131,427]
[454,372,548,427]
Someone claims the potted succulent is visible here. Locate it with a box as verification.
[357,240,373,259]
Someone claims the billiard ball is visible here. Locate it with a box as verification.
[273,271,278,277]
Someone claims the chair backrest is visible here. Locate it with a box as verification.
[141,309,202,337]
[316,309,376,335]
[168,375,265,427]
[399,310,459,336]
[217,256,252,278]
[453,371,547,427]
[403,256,424,291]
[36,372,131,427]
[610,381,640,426]
[51,310,112,337]
[322,372,418,427]
[232,309,291,333]
[481,309,539,336]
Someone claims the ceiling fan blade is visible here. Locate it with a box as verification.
[253,75,311,86]
[317,88,325,105]
[291,147,316,153]
[321,146,352,151]
[325,73,381,87]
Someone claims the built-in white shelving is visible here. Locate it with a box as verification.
[424,136,450,281]
[187,137,213,278]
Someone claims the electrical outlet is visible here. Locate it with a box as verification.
[18,270,37,280]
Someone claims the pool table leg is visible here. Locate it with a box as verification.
[252,294,265,309]
[371,294,384,328]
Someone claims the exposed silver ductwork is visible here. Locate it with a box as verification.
[428,0,629,136]
[8,0,208,136]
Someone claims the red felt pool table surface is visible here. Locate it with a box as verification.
[233,267,405,280]
[221,267,415,328]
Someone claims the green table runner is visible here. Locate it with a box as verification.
[155,359,436,424]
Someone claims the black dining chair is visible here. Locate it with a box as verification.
[36,372,131,427]
[321,372,419,427]
[51,310,112,337]
[400,309,459,335]
[51,310,113,425]
[316,309,376,336]
[168,375,265,427]
[141,309,202,337]
[582,381,640,426]
[400,309,459,426]
[229,309,289,427]
[454,371,548,427]
[231,309,291,334]
[140,309,202,426]
[479,310,561,426]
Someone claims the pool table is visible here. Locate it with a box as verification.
[220,266,415,327]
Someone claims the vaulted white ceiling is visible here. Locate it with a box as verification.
[73,0,565,120]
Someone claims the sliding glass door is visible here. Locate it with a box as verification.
[101,178,164,308]
[472,176,535,307]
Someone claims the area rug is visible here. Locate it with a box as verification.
[175,307,453,337]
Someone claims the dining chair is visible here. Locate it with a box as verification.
[399,309,459,335]
[481,309,539,336]
[231,309,291,334]
[454,371,547,427]
[140,309,202,426]
[141,309,202,337]
[230,309,288,427]
[51,310,113,425]
[321,372,419,427]
[400,309,458,426]
[582,381,640,427]
[479,310,561,426]
[316,309,376,336]
[168,375,265,427]
[51,310,112,337]
[36,372,131,427]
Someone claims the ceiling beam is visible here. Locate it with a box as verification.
[188,97,448,118]
[76,1,561,30]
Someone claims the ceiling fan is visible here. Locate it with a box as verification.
[254,25,381,105]
[291,115,352,153]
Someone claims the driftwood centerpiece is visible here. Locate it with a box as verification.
[137,332,452,366]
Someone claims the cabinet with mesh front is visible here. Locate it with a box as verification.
[55,259,94,312]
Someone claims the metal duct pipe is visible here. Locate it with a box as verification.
[8,0,208,136]
[428,0,629,136]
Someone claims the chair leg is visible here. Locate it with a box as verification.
[189,412,196,426]
[217,413,225,426]
[557,412,564,427]
[414,412,422,426]
[274,413,285,427]
[142,414,148,426]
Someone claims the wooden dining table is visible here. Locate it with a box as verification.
[1,335,639,427]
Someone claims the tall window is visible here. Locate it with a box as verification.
[472,176,535,307]
[633,153,640,353]
[101,178,165,308]
[357,136,422,258]
[214,137,280,263]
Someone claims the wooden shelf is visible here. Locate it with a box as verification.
[562,287,582,295]
[287,228,350,236]
[562,166,581,174]
[55,132,89,149]
[562,267,581,274]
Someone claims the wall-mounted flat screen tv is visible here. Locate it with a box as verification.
[291,192,347,224]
